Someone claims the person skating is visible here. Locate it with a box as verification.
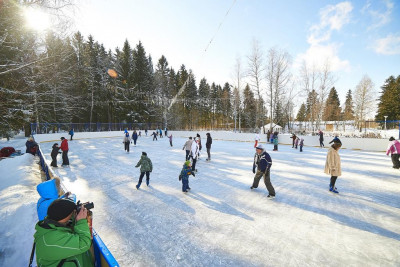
[159,128,163,138]
[196,133,202,158]
[168,134,173,147]
[183,137,193,160]
[60,137,69,166]
[299,138,304,152]
[132,130,138,146]
[250,144,275,198]
[190,137,200,173]
[151,131,158,141]
[50,143,62,167]
[319,130,324,147]
[290,133,297,148]
[329,135,342,145]
[69,128,74,141]
[34,198,93,267]
[273,132,279,151]
[135,152,153,189]
[386,137,400,169]
[179,160,195,192]
[295,137,299,149]
[123,132,131,152]
[324,142,342,193]
[206,133,212,161]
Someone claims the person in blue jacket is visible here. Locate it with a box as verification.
[69,128,74,141]
[132,130,138,146]
[250,144,275,198]
[329,135,342,145]
[36,179,59,221]
[179,160,195,192]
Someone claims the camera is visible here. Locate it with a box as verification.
[76,200,94,213]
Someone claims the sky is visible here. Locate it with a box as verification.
[63,0,400,106]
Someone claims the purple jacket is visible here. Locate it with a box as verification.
[386,140,400,155]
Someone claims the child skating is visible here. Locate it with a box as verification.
[135,152,153,189]
[179,160,195,192]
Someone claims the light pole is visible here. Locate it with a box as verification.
[384,116,388,130]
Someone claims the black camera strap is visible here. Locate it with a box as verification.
[28,242,35,267]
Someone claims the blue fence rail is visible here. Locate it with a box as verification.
[31,122,163,134]
[36,145,119,267]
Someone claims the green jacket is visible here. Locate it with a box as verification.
[135,155,153,172]
[34,219,93,267]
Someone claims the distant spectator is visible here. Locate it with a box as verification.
[386,137,400,169]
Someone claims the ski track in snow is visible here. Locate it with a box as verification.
[35,135,400,266]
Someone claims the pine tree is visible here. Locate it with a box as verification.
[376,75,400,122]
[323,87,341,121]
[198,78,211,129]
[242,84,257,129]
[296,103,307,121]
[343,89,354,120]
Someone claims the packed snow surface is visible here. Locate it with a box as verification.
[1,131,400,266]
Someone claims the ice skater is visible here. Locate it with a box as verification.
[183,137,193,160]
[273,132,279,151]
[123,132,131,152]
[132,130,138,146]
[179,160,195,192]
[254,131,260,148]
[60,137,69,166]
[295,136,299,149]
[250,144,275,198]
[206,133,212,161]
[135,152,153,189]
[50,143,61,167]
[319,130,324,147]
[190,137,200,173]
[299,138,304,152]
[167,134,173,147]
[386,137,400,169]
[151,131,158,141]
[324,142,342,193]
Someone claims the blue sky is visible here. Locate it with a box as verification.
[70,0,400,105]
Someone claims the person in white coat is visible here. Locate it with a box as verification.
[190,137,200,172]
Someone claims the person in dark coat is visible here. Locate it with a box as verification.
[60,137,69,166]
[206,133,212,161]
[251,144,275,198]
[179,160,195,192]
[319,130,324,147]
[290,133,297,148]
[132,130,138,146]
[50,143,61,167]
[329,135,342,145]
[26,137,38,155]
[151,131,158,141]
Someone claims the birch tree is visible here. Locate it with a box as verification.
[354,75,376,128]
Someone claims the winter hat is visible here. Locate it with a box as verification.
[389,137,395,141]
[60,137,65,140]
[256,144,264,150]
[142,152,147,156]
[184,160,191,166]
[47,198,76,221]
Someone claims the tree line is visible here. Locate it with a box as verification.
[1,1,399,138]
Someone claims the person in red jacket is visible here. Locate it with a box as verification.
[60,137,69,166]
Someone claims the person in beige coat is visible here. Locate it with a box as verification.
[324,142,342,193]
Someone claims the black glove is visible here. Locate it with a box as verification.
[192,172,195,177]
[252,167,255,174]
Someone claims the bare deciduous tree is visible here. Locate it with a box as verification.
[247,39,265,129]
[265,47,291,133]
[232,56,244,132]
[354,75,376,128]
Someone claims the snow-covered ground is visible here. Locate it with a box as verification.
[1,131,400,266]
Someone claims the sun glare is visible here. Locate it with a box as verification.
[23,7,51,32]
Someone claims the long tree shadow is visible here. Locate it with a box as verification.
[187,191,254,221]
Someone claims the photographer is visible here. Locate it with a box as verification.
[34,199,93,267]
